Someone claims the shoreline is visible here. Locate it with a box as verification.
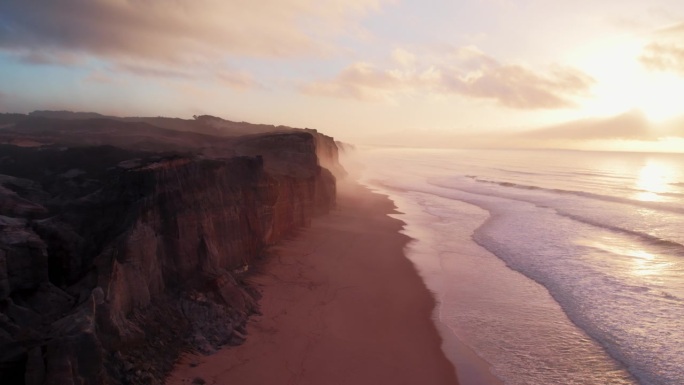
[166,180,460,385]
[362,182,505,385]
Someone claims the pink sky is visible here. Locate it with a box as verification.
[1,0,684,150]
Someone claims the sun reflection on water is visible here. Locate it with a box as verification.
[579,238,672,282]
[633,160,679,202]
[627,249,673,278]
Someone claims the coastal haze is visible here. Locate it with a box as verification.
[3,0,684,151]
[2,1,684,385]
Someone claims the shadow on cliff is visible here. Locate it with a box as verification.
[0,112,346,385]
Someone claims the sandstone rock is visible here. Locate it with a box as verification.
[0,117,342,385]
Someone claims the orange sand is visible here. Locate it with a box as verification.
[166,181,460,385]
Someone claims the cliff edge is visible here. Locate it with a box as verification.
[0,114,343,385]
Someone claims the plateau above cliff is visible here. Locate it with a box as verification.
[0,113,344,385]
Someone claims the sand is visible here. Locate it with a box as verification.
[166,181,460,385]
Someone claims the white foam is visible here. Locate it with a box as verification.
[358,148,684,385]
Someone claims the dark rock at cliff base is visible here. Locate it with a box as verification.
[0,114,344,384]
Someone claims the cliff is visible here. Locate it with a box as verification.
[0,116,342,385]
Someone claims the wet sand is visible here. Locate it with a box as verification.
[166,181,460,385]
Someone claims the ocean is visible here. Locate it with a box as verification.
[357,148,684,385]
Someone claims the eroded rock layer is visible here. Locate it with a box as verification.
[0,114,341,385]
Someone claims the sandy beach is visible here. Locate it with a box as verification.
[166,180,460,385]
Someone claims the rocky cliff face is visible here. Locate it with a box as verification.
[0,118,341,385]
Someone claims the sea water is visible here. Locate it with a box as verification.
[358,148,684,385]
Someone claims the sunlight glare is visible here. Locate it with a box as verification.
[636,72,684,123]
[583,239,671,281]
[572,37,684,122]
[579,137,684,154]
[634,159,679,201]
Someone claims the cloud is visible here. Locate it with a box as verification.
[82,65,256,90]
[640,22,684,75]
[0,0,387,65]
[659,114,684,137]
[392,48,416,67]
[83,71,117,85]
[641,43,684,74]
[112,63,193,79]
[518,109,653,141]
[303,46,595,109]
[216,71,258,90]
[441,63,594,109]
[14,51,85,66]
[301,61,439,102]
[0,0,392,93]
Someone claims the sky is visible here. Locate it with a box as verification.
[1,0,684,150]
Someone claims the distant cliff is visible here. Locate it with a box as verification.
[0,115,343,385]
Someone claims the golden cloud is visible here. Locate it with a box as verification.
[518,109,653,141]
[303,47,595,109]
[640,22,684,75]
[641,44,684,74]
